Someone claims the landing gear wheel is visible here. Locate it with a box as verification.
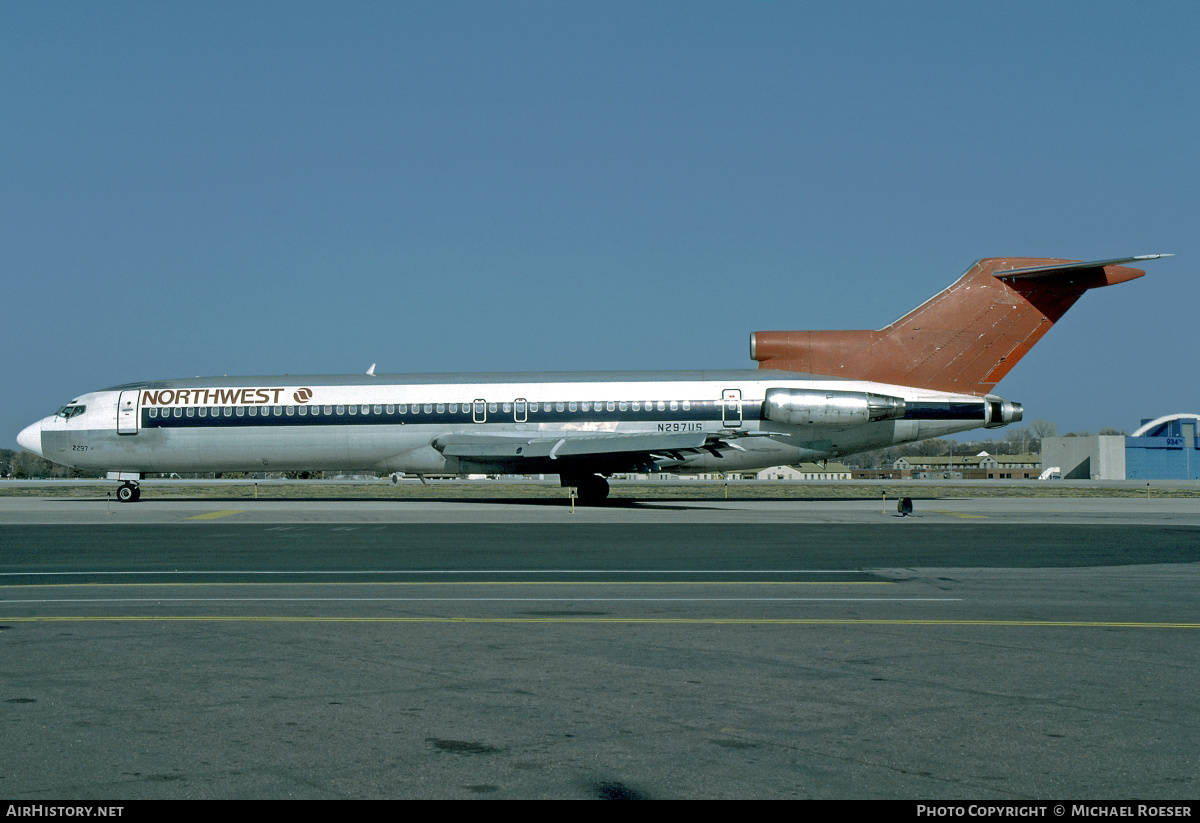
[576,475,610,505]
[116,482,139,503]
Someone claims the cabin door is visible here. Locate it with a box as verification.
[721,389,743,428]
[117,391,140,435]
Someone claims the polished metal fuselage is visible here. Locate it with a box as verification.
[23,369,1007,476]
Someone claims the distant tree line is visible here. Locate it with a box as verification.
[846,419,1128,469]
[3,417,1130,477]
[0,448,104,479]
[850,420,1020,469]
[0,450,329,480]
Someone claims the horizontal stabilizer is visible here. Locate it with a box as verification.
[994,254,1171,280]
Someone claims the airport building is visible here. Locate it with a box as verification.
[754,462,852,480]
[1041,414,1200,480]
[891,453,1041,479]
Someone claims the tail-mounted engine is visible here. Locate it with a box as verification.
[984,397,1023,429]
[762,388,906,428]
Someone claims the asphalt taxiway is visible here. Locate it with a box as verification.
[1,495,1198,798]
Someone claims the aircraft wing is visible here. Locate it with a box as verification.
[431,430,757,472]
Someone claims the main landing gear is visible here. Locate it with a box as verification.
[565,474,610,505]
[116,481,141,503]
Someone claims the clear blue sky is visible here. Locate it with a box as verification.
[4,1,1197,446]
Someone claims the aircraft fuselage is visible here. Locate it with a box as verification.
[19,369,1017,481]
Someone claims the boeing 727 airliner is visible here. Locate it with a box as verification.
[16,255,1167,502]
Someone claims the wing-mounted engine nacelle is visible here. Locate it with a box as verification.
[984,397,1023,429]
[762,388,906,428]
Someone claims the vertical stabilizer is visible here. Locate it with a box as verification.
[750,256,1165,395]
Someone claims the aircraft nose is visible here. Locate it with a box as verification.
[17,421,43,457]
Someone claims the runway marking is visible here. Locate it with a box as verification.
[0,581,894,589]
[0,597,956,603]
[0,569,880,577]
[927,510,988,519]
[186,510,245,520]
[2,617,1197,628]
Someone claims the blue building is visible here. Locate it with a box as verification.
[1125,414,1200,480]
[1042,414,1199,480]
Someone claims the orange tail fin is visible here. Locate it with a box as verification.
[750,256,1165,396]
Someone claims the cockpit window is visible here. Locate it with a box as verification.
[56,405,86,419]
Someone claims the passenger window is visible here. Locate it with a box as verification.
[374,405,382,414]
[581,402,590,412]
[297,405,307,416]
[198,408,207,418]
[399,404,407,414]
[568,402,577,412]
[273,406,282,416]
[324,405,333,415]
[632,402,640,411]
[488,403,497,414]
[669,400,678,411]
[360,405,369,414]
[682,400,691,411]
[235,407,244,417]
[248,406,257,416]
[437,404,445,414]
[349,405,357,415]
[556,402,564,412]
[607,401,615,412]
[530,403,538,412]
[149,408,158,418]
[336,405,345,415]
[286,406,294,416]
[424,404,433,414]
[186,407,194,417]
[223,407,232,417]
[656,401,666,411]
[619,401,627,411]
[502,403,511,413]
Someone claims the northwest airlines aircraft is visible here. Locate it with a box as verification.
[17,255,1166,503]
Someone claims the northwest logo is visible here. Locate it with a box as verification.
[294,388,313,403]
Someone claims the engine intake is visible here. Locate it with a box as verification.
[762,388,906,427]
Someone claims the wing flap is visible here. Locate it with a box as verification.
[433,431,711,460]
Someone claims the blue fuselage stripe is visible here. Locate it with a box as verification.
[141,399,751,429]
[139,399,985,429]
[903,402,986,421]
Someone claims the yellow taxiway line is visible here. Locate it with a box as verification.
[186,510,246,520]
